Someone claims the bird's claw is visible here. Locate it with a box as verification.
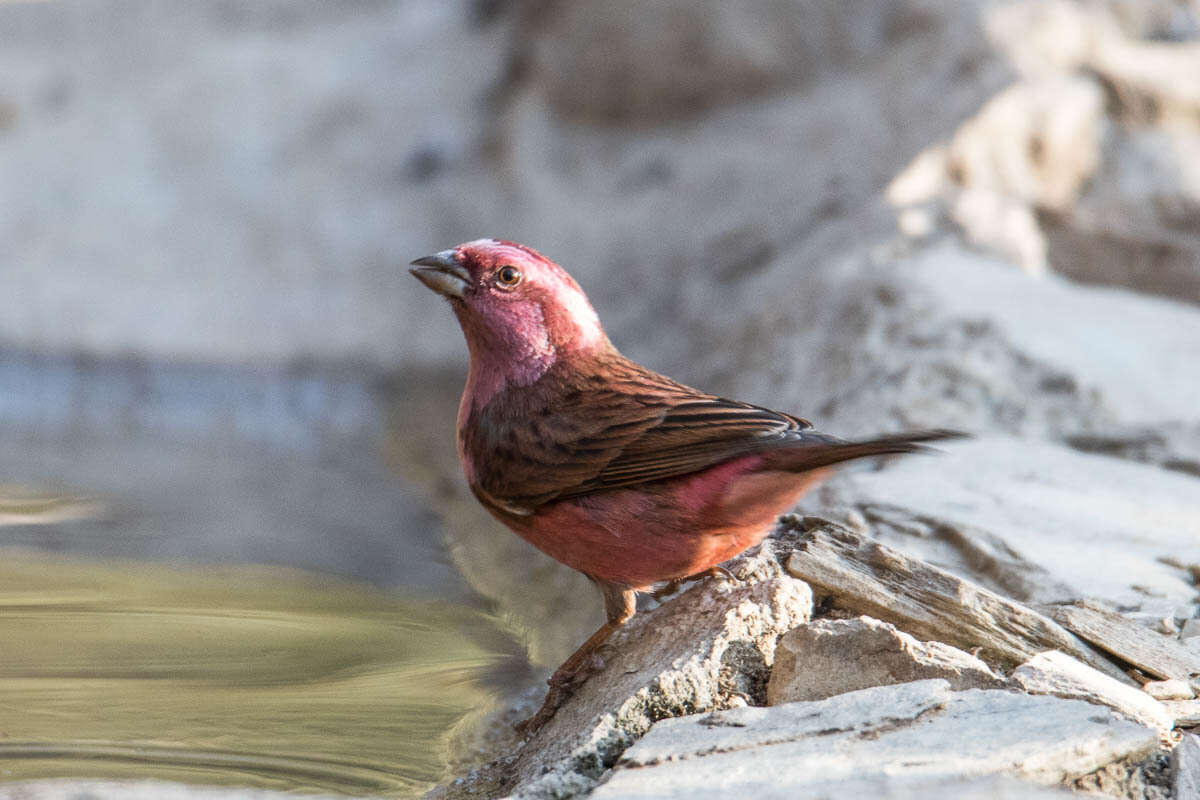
[651,566,738,602]
[650,578,683,601]
[701,565,737,583]
[515,666,589,736]
[514,705,554,736]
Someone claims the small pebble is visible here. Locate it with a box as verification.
[1159,617,1179,635]
[1144,679,1194,701]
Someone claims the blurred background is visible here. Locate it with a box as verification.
[2,0,1199,797]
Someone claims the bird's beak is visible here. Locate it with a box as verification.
[409,250,471,299]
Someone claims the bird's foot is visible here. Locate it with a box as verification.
[696,565,737,583]
[513,590,633,737]
[514,663,594,736]
[650,578,684,601]
[650,565,738,601]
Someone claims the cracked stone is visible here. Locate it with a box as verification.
[592,679,1157,798]
[1011,650,1174,733]
[1172,734,1200,800]
[766,615,1003,705]
[1143,679,1194,701]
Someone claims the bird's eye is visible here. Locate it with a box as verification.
[495,266,522,288]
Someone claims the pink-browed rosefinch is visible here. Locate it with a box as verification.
[410,239,956,732]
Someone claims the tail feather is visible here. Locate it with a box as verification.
[763,428,966,473]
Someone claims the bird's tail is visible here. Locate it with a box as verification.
[761,429,966,473]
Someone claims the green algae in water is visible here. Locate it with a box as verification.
[0,549,513,796]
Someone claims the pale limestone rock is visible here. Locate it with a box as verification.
[527,0,990,123]
[766,616,1002,705]
[435,540,814,800]
[1011,650,1174,733]
[1162,699,1200,727]
[592,680,1157,798]
[824,435,1200,620]
[1048,602,1200,682]
[891,74,1106,274]
[783,520,1129,681]
[0,0,509,368]
[894,0,1200,299]
[1044,125,1200,304]
[947,76,1104,213]
[1172,733,1200,800]
[716,240,1200,452]
[1144,679,1194,701]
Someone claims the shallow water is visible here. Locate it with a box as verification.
[0,355,523,796]
[0,550,511,796]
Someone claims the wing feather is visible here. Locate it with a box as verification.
[462,353,822,511]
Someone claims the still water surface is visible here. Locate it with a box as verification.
[0,550,509,796]
[0,356,519,797]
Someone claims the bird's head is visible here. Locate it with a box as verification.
[410,239,611,387]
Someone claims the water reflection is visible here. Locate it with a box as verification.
[0,550,513,796]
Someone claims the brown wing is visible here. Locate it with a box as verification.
[565,396,819,496]
[461,353,821,513]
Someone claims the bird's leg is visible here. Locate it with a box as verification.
[515,580,635,736]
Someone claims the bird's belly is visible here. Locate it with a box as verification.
[503,459,831,588]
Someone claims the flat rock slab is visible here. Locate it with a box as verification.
[1011,650,1174,733]
[1049,601,1200,683]
[782,518,1126,680]
[902,244,1200,425]
[828,437,1200,619]
[593,679,1157,799]
[1163,699,1200,727]
[1173,733,1200,800]
[767,615,1002,704]
[1143,679,1194,701]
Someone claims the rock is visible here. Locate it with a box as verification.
[1048,602,1200,683]
[1143,679,1194,701]
[782,519,1125,679]
[434,538,814,800]
[827,436,1200,621]
[704,238,1200,462]
[1011,650,1174,733]
[891,0,1200,301]
[0,0,1012,376]
[944,75,1106,273]
[767,616,1002,705]
[1172,734,1200,799]
[1064,425,1200,481]
[1042,124,1200,306]
[1162,700,1200,728]
[525,0,992,123]
[1182,619,1200,641]
[593,679,1158,798]
[0,0,511,368]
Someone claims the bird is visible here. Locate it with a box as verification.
[409,239,956,733]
